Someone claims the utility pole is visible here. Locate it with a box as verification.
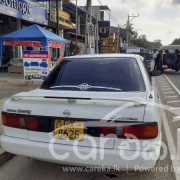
[126,14,139,46]
[126,15,129,46]
[75,0,78,55]
[117,25,120,53]
[56,0,59,36]
[85,0,92,54]
[56,0,60,57]
[96,14,99,54]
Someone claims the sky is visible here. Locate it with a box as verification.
[75,0,180,45]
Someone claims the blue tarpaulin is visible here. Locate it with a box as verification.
[0,24,68,67]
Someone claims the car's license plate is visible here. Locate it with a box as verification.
[54,120,84,141]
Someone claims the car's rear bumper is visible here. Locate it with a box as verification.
[1,135,160,170]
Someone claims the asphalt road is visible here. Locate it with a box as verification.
[164,70,180,90]
[0,72,180,180]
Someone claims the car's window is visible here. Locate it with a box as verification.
[41,58,146,92]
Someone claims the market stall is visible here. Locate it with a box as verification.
[0,24,68,69]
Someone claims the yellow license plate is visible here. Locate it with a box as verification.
[162,65,168,68]
[54,120,84,141]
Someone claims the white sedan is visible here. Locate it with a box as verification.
[1,54,161,170]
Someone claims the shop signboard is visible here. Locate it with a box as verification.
[100,35,118,54]
[23,51,49,81]
[4,41,42,47]
[4,41,66,49]
[0,0,48,25]
[126,49,141,53]
[50,6,73,29]
[98,21,110,38]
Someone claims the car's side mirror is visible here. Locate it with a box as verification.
[151,69,162,76]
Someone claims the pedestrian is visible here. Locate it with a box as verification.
[154,50,162,70]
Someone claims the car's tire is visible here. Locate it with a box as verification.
[164,54,177,65]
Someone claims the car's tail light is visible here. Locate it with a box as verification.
[2,113,38,131]
[117,124,158,139]
[100,126,116,136]
[99,123,158,139]
[2,113,20,128]
[25,117,38,131]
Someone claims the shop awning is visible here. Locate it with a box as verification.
[0,24,68,66]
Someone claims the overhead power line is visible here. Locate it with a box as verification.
[96,0,122,27]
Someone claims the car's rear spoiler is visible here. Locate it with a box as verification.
[11,95,146,107]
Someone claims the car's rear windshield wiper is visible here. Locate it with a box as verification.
[50,83,122,91]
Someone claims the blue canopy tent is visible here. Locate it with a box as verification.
[0,24,68,67]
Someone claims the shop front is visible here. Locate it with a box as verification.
[0,24,68,76]
[48,2,73,58]
[0,0,48,66]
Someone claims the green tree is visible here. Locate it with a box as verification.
[129,38,150,49]
[171,38,180,45]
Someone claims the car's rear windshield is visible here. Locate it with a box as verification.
[41,57,146,92]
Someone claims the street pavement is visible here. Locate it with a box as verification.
[0,73,41,137]
[0,71,179,180]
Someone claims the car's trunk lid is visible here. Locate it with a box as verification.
[8,89,147,149]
